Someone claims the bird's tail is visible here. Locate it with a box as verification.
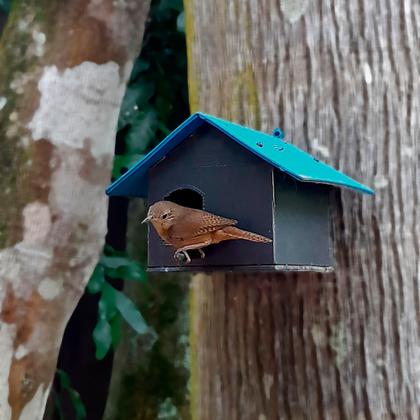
[220,226,272,243]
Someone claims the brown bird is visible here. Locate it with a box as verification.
[142,200,271,263]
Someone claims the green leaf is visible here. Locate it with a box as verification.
[68,389,87,420]
[56,370,87,420]
[112,153,143,178]
[106,263,147,282]
[0,0,10,13]
[176,11,185,33]
[157,398,179,420]
[100,254,133,269]
[110,314,123,350]
[86,264,105,294]
[53,396,64,420]
[125,108,158,154]
[98,284,117,319]
[100,252,147,281]
[56,369,71,389]
[103,244,128,258]
[114,289,149,334]
[158,0,183,12]
[157,120,171,137]
[118,81,154,130]
[93,318,112,360]
[129,59,150,82]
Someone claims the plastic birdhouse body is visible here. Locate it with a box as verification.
[107,112,374,272]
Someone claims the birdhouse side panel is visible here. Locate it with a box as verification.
[273,172,333,268]
[147,125,274,270]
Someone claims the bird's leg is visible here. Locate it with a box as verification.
[175,240,212,264]
[174,250,191,264]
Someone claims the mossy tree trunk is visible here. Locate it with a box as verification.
[0,1,150,419]
[185,0,419,418]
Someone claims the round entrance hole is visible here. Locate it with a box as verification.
[164,188,204,210]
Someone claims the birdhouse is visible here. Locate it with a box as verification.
[106,112,373,272]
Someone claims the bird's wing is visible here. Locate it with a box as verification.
[168,208,237,240]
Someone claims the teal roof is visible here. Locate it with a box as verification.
[107,112,374,197]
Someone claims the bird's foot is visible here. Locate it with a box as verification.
[198,249,205,259]
[174,250,191,264]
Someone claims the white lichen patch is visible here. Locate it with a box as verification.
[18,19,30,32]
[19,384,47,420]
[28,61,126,160]
[263,373,273,398]
[311,138,330,159]
[17,12,35,33]
[0,246,53,298]
[49,152,108,237]
[9,111,18,122]
[10,72,34,95]
[22,202,52,246]
[19,136,31,148]
[31,29,46,57]
[281,0,308,22]
[37,279,62,300]
[329,322,348,366]
[32,30,46,46]
[374,174,389,189]
[363,63,373,84]
[6,124,18,138]
[15,344,30,360]
[402,145,414,158]
[0,96,7,111]
[311,324,327,347]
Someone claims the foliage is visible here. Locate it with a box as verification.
[0,0,10,14]
[110,275,191,420]
[88,0,189,363]
[111,0,188,180]
[87,245,153,360]
[53,370,87,420]
[101,1,190,417]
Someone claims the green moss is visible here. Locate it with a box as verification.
[183,0,199,113]
[0,222,7,248]
[0,0,61,247]
[230,64,261,127]
[242,64,260,128]
[0,5,34,246]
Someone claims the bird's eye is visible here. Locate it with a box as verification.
[162,213,168,219]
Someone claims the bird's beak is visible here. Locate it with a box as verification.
[141,215,151,224]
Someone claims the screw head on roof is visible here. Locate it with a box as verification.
[272,128,284,139]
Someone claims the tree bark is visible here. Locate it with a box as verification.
[185,0,419,419]
[0,1,150,419]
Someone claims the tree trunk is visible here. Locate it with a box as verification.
[185,0,419,419]
[0,1,150,419]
